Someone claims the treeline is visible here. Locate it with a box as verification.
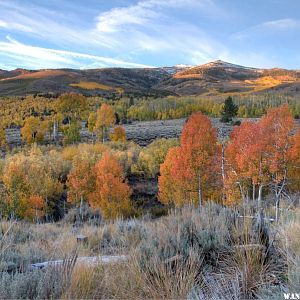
[0,93,299,136]
[159,104,300,221]
[0,138,178,221]
[127,94,300,121]
[0,104,299,222]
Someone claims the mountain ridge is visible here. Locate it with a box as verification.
[1,60,300,97]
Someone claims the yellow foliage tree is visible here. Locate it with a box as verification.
[21,116,47,144]
[94,104,116,142]
[110,126,126,142]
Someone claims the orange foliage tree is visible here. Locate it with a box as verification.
[225,121,269,206]
[158,112,220,207]
[225,104,297,217]
[260,104,295,220]
[158,146,186,206]
[88,151,132,219]
[67,155,96,218]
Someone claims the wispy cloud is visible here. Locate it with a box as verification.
[0,0,228,68]
[0,36,152,69]
[232,18,300,40]
[0,0,295,69]
[95,0,218,33]
[262,18,300,30]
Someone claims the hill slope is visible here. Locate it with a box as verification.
[1,60,300,97]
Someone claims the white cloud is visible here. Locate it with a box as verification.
[92,0,226,64]
[262,18,300,30]
[0,20,7,28]
[96,4,158,33]
[0,0,232,68]
[0,36,153,69]
[232,18,300,40]
[96,0,218,33]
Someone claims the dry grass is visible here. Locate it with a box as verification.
[70,81,124,93]
[0,201,299,299]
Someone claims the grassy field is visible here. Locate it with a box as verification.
[0,199,299,299]
[70,81,124,93]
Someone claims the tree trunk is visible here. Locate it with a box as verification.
[198,172,202,209]
[257,184,263,209]
[80,196,83,221]
[252,184,256,202]
[221,144,226,205]
[102,127,105,143]
[53,121,58,141]
[275,195,280,223]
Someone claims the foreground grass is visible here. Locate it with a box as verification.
[0,201,299,299]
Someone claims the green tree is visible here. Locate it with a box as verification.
[220,96,238,123]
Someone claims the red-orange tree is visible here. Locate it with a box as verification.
[88,151,132,219]
[260,104,295,220]
[159,112,220,207]
[225,121,269,205]
[225,104,296,213]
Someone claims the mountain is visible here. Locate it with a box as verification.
[1,60,300,97]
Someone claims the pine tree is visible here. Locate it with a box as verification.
[221,96,238,123]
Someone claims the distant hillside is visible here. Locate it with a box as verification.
[1,60,300,97]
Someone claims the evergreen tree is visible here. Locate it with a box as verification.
[221,96,238,123]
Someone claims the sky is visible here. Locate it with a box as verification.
[0,0,299,70]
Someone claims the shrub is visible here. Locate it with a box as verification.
[0,269,64,299]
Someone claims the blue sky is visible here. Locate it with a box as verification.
[0,0,299,70]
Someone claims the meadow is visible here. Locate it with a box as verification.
[0,201,299,299]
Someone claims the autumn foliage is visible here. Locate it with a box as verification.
[224,105,297,208]
[88,151,132,219]
[110,126,126,142]
[67,149,132,219]
[1,146,63,220]
[21,116,48,144]
[159,105,300,213]
[159,112,220,207]
[92,104,116,142]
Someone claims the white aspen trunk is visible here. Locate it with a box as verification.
[275,195,280,223]
[198,172,202,209]
[53,121,57,141]
[80,195,83,220]
[221,144,226,205]
[102,127,105,143]
[257,184,263,208]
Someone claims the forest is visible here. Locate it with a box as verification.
[0,93,299,222]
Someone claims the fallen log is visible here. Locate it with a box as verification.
[30,255,128,270]
[238,215,275,222]
[234,244,266,251]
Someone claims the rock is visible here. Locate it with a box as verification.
[76,235,88,244]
